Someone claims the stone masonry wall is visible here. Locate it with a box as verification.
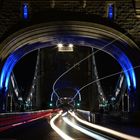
[0,0,139,45]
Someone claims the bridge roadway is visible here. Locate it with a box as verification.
[0,110,140,140]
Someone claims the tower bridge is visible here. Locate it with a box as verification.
[0,1,140,139]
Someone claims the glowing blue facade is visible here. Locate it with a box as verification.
[108,3,114,19]
[0,42,51,93]
[23,3,29,19]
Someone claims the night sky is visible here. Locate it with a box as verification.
[13,51,37,94]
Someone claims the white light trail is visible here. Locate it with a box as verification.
[61,112,68,117]
[52,22,140,99]
[69,112,140,140]
[63,117,108,140]
[50,113,74,140]
[77,65,140,93]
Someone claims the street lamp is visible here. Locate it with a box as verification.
[57,43,63,48]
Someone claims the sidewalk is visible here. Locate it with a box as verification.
[99,112,140,137]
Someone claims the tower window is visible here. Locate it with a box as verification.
[22,3,29,20]
[107,3,115,20]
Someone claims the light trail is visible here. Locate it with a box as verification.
[50,113,74,140]
[52,22,140,98]
[61,112,68,117]
[63,116,109,140]
[0,112,52,132]
[69,111,140,140]
[78,65,140,92]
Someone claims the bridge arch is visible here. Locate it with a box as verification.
[0,21,139,108]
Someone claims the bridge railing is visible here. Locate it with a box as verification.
[76,109,101,124]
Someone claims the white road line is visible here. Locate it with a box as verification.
[63,116,108,140]
[50,113,74,140]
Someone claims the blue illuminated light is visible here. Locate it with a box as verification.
[72,89,81,101]
[0,37,136,96]
[51,87,81,104]
[23,3,29,19]
[108,4,114,19]
[110,47,136,92]
[0,42,50,94]
[81,37,136,92]
[132,71,136,89]
[0,53,21,94]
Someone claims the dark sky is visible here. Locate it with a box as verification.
[13,51,37,92]
[95,49,121,95]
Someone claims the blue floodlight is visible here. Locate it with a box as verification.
[109,47,136,92]
[23,3,29,19]
[108,4,114,19]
